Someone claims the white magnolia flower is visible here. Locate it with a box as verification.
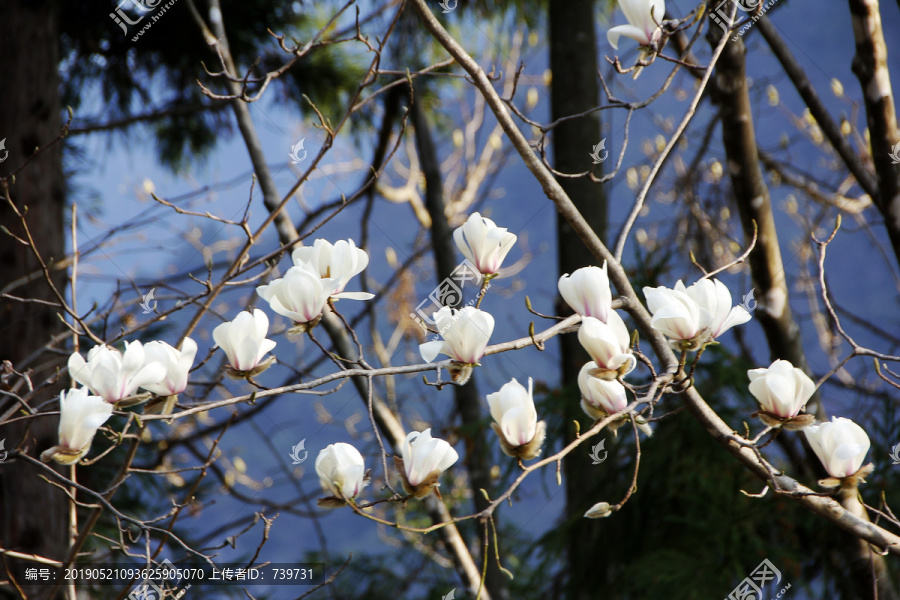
[577,312,635,375]
[644,281,702,344]
[315,443,368,502]
[804,417,871,479]
[257,265,341,326]
[453,212,517,276]
[68,341,166,403]
[419,306,495,365]
[685,278,752,340]
[43,388,114,464]
[578,362,629,419]
[748,359,815,419]
[607,0,666,50]
[141,337,198,396]
[212,309,277,374]
[400,428,459,496]
[558,263,613,322]
[644,279,750,348]
[292,239,374,300]
[487,378,546,459]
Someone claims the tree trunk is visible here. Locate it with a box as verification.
[707,7,896,598]
[0,1,68,598]
[411,88,509,600]
[548,2,608,598]
[848,0,900,268]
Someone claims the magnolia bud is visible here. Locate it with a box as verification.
[584,501,613,519]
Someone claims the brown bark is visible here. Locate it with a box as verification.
[548,1,608,598]
[0,1,68,598]
[706,8,809,379]
[848,0,900,268]
[838,485,900,600]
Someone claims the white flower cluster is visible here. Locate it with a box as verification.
[52,211,873,501]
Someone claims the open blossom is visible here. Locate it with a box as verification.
[419,306,494,365]
[212,309,277,375]
[578,362,629,420]
[687,278,752,340]
[577,312,635,375]
[292,239,374,300]
[453,212,517,276]
[141,337,197,396]
[68,341,166,403]
[748,359,815,422]
[487,378,546,460]
[643,279,750,348]
[400,429,459,497]
[607,0,665,50]
[315,443,368,505]
[257,265,340,327]
[558,263,613,322]
[42,388,114,464]
[804,417,870,479]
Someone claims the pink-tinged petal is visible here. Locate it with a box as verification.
[120,341,146,379]
[234,334,261,371]
[127,362,167,396]
[92,365,121,402]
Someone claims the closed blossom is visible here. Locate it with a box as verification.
[141,337,198,396]
[559,264,613,322]
[400,428,459,495]
[577,312,635,374]
[487,378,546,459]
[453,212,517,276]
[315,443,368,502]
[748,359,815,419]
[43,388,114,464]
[804,417,870,478]
[578,362,629,419]
[212,309,277,373]
[419,306,495,365]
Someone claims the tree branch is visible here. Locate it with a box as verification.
[411,0,900,558]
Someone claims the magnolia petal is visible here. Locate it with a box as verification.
[234,334,262,372]
[68,352,90,387]
[419,340,448,363]
[257,339,277,364]
[128,362,167,395]
[607,24,650,50]
[332,291,375,300]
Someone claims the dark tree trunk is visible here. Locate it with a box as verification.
[548,2,608,598]
[0,1,68,598]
